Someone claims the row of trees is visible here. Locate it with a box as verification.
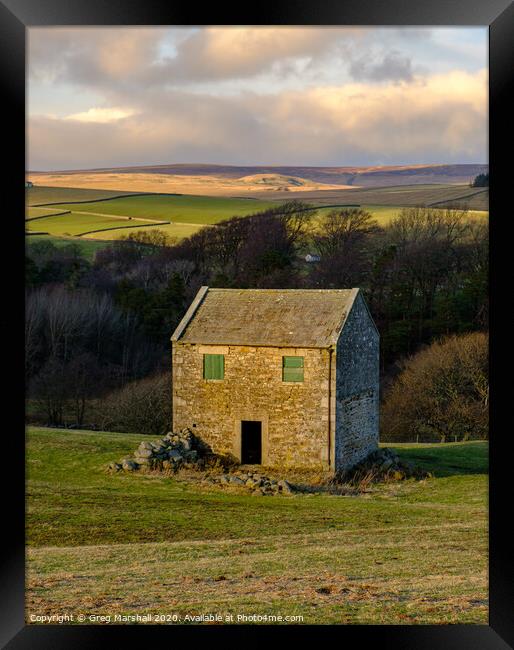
[26,201,488,432]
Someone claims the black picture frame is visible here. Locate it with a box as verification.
[2,0,512,646]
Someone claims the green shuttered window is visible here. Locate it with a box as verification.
[203,354,224,380]
[282,356,304,382]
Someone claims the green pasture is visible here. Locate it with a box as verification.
[26,185,140,207]
[25,186,488,245]
[47,194,277,225]
[26,427,488,625]
[26,206,71,219]
[85,222,205,241]
[24,212,154,237]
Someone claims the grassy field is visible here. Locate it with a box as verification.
[26,428,488,625]
[44,194,278,224]
[25,188,488,244]
[270,184,489,210]
[367,204,487,224]
[26,206,71,219]
[436,191,489,211]
[26,216,203,242]
[24,212,169,237]
[307,204,487,231]
[85,222,205,241]
[25,191,278,241]
[25,235,111,260]
[26,186,141,207]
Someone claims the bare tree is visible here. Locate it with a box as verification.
[313,208,378,259]
[270,200,316,248]
[25,290,43,379]
[308,208,378,288]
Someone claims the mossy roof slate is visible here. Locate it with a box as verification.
[171,287,359,348]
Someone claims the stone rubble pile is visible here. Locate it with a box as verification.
[108,428,204,473]
[107,429,297,495]
[201,471,295,496]
[333,446,430,484]
[108,433,427,495]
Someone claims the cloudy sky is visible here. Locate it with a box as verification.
[27,26,488,170]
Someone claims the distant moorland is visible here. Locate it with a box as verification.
[28,162,489,198]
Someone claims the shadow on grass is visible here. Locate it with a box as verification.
[382,441,488,477]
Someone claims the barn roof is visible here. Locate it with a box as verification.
[171,287,361,348]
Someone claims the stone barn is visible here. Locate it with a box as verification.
[171,287,379,472]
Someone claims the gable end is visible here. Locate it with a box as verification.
[171,285,209,341]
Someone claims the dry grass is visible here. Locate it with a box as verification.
[27,522,487,624]
[26,185,140,206]
[27,172,351,197]
[25,428,488,625]
[256,184,489,207]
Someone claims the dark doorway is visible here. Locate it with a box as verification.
[241,421,262,464]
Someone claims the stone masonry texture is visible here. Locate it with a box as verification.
[173,344,330,469]
[172,288,379,472]
[334,293,380,470]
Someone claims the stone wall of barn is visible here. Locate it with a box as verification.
[334,293,380,471]
[172,343,331,469]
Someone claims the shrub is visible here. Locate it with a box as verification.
[381,332,488,442]
[94,372,172,435]
[471,173,489,187]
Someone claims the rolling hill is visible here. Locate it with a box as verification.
[28,163,488,198]
[29,163,488,185]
